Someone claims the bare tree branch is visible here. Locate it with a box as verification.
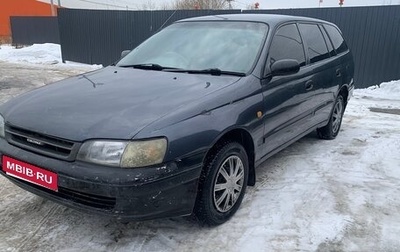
[172,0,229,10]
[140,0,157,10]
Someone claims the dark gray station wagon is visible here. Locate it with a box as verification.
[0,14,354,225]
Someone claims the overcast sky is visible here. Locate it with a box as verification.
[40,0,400,10]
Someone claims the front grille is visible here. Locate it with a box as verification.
[5,125,79,161]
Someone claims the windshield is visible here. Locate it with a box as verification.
[117,21,268,74]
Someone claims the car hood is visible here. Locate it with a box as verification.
[1,66,241,142]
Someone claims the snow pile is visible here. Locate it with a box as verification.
[0,43,102,69]
[355,80,400,100]
[0,43,63,65]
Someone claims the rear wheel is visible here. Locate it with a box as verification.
[317,94,345,139]
[195,142,249,226]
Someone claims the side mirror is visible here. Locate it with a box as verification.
[270,59,300,77]
[120,50,131,59]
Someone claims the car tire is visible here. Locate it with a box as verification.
[317,94,345,140]
[194,142,249,226]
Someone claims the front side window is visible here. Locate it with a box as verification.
[324,24,348,54]
[117,21,268,74]
[298,23,330,64]
[269,24,306,67]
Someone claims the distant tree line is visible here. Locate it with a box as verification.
[141,0,237,10]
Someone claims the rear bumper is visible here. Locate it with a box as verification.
[0,138,204,220]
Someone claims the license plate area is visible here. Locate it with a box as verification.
[2,155,58,191]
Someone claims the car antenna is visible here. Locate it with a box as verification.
[156,10,177,33]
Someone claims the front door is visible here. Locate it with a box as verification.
[260,23,315,158]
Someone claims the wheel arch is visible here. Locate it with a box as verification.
[338,84,349,108]
[203,128,256,186]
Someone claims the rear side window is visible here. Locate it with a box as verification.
[298,24,330,64]
[324,24,348,54]
[269,24,306,67]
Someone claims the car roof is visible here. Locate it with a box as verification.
[177,14,332,26]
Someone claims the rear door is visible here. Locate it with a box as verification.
[323,24,355,98]
[297,23,338,126]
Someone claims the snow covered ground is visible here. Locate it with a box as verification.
[0,43,101,103]
[0,43,102,69]
[0,45,399,252]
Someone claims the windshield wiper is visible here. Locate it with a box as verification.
[118,65,246,76]
[165,68,246,77]
[118,63,178,71]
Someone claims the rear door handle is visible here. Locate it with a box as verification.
[336,69,342,77]
[305,80,314,91]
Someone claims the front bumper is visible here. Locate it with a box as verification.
[0,138,204,220]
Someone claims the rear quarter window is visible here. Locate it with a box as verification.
[320,25,335,56]
[324,24,349,54]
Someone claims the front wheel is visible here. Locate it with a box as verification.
[317,94,345,139]
[194,142,249,226]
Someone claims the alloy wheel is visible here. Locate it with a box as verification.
[213,155,245,213]
[332,98,344,134]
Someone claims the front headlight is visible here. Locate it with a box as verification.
[77,138,167,168]
[0,114,5,138]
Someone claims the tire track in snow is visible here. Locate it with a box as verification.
[15,204,61,252]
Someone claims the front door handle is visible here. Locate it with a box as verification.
[305,80,314,91]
